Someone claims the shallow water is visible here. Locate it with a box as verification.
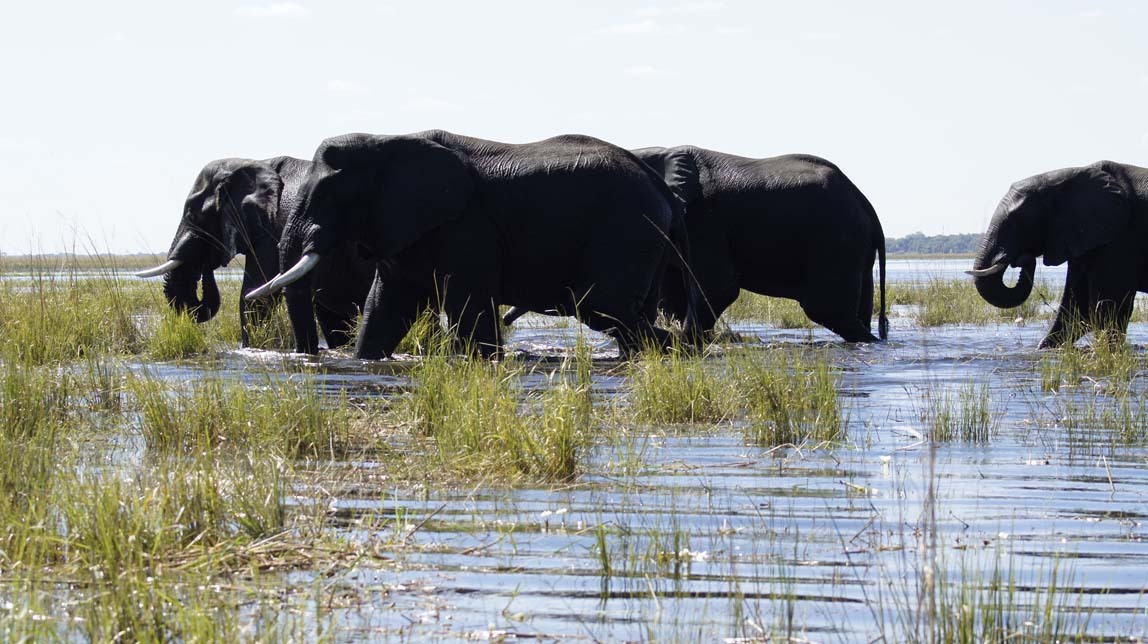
[93,260,1148,639]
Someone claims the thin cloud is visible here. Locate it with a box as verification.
[327,79,367,93]
[596,20,660,36]
[625,65,671,78]
[402,97,463,112]
[799,31,841,41]
[595,20,687,36]
[234,2,309,18]
[635,2,725,18]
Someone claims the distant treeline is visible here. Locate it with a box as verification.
[885,232,981,255]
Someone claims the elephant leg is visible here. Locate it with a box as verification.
[441,287,501,358]
[355,274,433,359]
[1089,284,1135,348]
[857,252,876,334]
[801,271,878,343]
[802,303,879,342]
[284,278,320,355]
[657,265,688,325]
[315,304,357,351]
[1040,264,1089,349]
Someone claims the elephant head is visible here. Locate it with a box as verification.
[136,159,284,324]
[970,165,1130,309]
[246,134,474,353]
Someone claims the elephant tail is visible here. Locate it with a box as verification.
[866,195,889,341]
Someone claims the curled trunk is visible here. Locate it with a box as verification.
[163,267,221,323]
[973,254,1035,309]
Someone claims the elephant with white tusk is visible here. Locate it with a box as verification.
[138,157,373,348]
[970,161,1148,348]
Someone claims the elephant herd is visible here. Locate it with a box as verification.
[136,128,1148,357]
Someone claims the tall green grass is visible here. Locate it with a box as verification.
[626,346,843,446]
[402,351,592,482]
[132,373,362,459]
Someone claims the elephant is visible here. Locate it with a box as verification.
[968,160,1148,348]
[503,147,889,342]
[135,157,373,349]
[245,130,693,359]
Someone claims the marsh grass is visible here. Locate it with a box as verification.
[722,292,813,329]
[889,547,1089,643]
[148,307,212,359]
[626,346,842,446]
[733,347,842,446]
[1038,341,1141,392]
[922,382,996,443]
[132,373,364,459]
[627,348,730,424]
[0,266,147,364]
[394,308,449,355]
[401,346,593,482]
[240,298,296,351]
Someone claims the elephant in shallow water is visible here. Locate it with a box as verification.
[136,157,373,348]
[246,130,693,358]
[511,147,888,342]
[969,160,1148,348]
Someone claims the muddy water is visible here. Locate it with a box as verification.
[135,259,1148,641]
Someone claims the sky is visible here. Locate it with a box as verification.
[1,1,1146,254]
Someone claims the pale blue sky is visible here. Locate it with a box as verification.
[1,1,1145,253]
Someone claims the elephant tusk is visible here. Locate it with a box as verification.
[244,252,320,301]
[965,262,1008,278]
[134,259,184,278]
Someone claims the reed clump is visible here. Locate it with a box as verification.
[627,348,731,424]
[626,346,843,446]
[922,382,996,442]
[733,347,843,446]
[401,348,593,482]
[131,373,362,459]
[1038,341,1140,392]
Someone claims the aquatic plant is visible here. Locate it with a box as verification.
[922,382,996,443]
[132,373,361,459]
[627,348,730,424]
[733,347,842,446]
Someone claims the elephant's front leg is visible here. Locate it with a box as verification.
[1040,264,1088,349]
[355,274,433,359]
[284,279,320,355]
[1088,284,1135,349]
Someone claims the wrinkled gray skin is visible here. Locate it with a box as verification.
[972,160,1148,348]
[252,130,693,359]
[510,146,888,343]
[152,157,371,348]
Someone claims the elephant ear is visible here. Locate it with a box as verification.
[1044,166,1129,266]
[205,162,284,259]
[319,134,474,258]
[662,148,703,207]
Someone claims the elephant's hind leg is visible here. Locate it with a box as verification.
[801,272,878,343]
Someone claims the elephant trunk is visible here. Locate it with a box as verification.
[163,266,222,323]
[971,216,1035,309]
